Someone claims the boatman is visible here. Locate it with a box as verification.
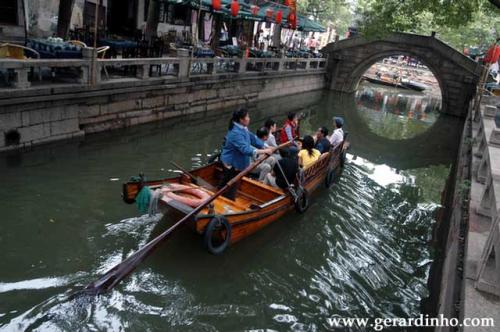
[329,116,344,147]
[220,109,273,199]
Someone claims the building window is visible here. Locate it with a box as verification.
[0,0,18,25]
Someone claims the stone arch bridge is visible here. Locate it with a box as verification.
[323,32,483,117]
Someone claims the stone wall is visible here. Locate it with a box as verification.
[0,71,325,152]
[430,105,471,331]
[431,97,500,331]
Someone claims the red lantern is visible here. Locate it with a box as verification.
[287,11,297,29]
[231,0,240,17]
[266,8,274,19]
[284,0,290,6]
[275,10,283,24]
[484,44,500,64]
[212,0,221,11]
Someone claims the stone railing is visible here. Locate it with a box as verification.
[0,58,91,88]
[0,50,327,90]
[472,96,500,297]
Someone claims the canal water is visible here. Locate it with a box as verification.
[0,83,463,331]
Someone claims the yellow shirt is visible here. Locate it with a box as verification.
[298,149,321,169]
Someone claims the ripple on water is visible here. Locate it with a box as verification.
[0,157,442,331]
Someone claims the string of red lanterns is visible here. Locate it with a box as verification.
[209,0,298,29]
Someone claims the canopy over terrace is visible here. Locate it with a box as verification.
[164,0,325,32]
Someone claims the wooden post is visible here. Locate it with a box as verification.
[91,0,100,86]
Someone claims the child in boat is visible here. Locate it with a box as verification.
[264,148,299,189]
[250,127,277,182]
[298,135,321,169]
[220,109,274,199]
[264,118,278,148]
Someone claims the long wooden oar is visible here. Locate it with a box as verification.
[84,141,291,294]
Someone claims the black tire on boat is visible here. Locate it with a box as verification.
[203,215,232,255]
[340,150,347,168]
[294,188,309,213]
[325,168,336,188]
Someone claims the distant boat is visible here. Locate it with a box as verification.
[400,78,427,92]
[362,75,427,92]
[362,75,408,89]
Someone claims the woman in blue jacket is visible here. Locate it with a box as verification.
[220,109,273,199]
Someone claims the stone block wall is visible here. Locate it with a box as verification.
[0,72,325,152]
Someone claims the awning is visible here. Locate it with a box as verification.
[164,0,326,32]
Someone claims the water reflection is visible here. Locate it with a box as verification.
[355,82,442,140]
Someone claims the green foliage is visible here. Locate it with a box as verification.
[355,0,500,50]
[297,0,353,36]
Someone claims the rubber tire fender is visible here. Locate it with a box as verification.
[294,188,309,214]
[203,215,232,255]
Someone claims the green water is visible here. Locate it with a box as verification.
[0,86,462,331]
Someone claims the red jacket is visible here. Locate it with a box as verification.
[280,120,297,143]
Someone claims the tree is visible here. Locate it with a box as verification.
[355,0,500,50]
[297,0,353,36]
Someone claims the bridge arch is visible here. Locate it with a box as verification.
[323,33,482,117]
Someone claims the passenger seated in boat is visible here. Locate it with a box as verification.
[298,135,321,169]
[249,127,277,182]
[314,127,331,154]
[220,109,273,199]
[264,148,299,189]
[264,118,278,148]
[280,112,299,144]
[329,116,344,147]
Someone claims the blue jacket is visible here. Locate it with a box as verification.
[220,123,264,170]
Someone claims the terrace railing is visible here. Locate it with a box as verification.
[0,48,327,91]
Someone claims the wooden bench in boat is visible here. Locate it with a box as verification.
[170,176,285,216]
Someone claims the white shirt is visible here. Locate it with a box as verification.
[265,132,277,148]
[329,128,344,146]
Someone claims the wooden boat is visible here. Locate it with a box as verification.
[362,75,408,89]
[122,140,348,254]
